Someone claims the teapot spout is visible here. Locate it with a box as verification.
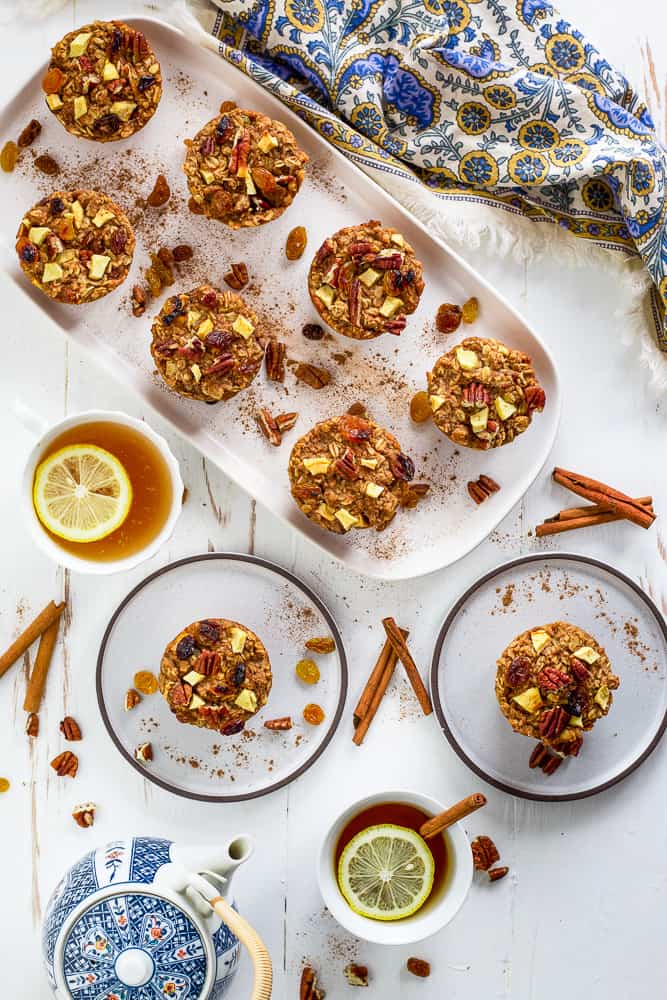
[172,835,254,891]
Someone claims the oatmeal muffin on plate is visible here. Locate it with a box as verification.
[184,108,308,228]
[159,618,272,736]
[308,220,425,340]
[495,621,619,757]
[428,336,546,450]
[15,189,134,303]
[288,413,428,535]
[150,285,265,403]
[42,20,161,141]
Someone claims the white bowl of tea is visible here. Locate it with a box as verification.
[317,789,473,945]
[22,410,183,575]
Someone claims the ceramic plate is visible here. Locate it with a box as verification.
[97,553,347,800]
[431,554,667,801]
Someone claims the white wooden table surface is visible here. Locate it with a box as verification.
[1,1,666,997]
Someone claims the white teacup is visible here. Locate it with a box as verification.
[20,408,183,575]
[317,789,473,945]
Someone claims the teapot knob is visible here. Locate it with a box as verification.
[114,948,155,987]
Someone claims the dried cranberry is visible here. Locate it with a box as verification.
[507,656,530,688]
[389,452,415,481]
[138,74,156,92]
[232,663,246,686]
[221,720,245,736]
[340,414,371,442]
[198,620,220,643]
[176,635,197,660]
[302,323,325,341]
[50,197,65,215]
[20,243,38,263]
[94,112,121,136]
[205,330,232,350]
[110,227,127,254]
[200,290,217,308]
[111,27,123,53]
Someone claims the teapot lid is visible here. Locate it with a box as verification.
[60,887,213,998]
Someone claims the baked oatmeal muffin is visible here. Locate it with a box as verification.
[42,20,161,141]
[428,337,545,450]
[495,621,619,757]
[15,189,134,303]
[150,285,265,403]
[288,413,426,534]
[159,618,272,735]
[184,108,308,228]
[308,220,425,340]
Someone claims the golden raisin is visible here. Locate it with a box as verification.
[296,659,320,685]
[410,390,432,423]
[42,66,65,94]
[305,637,335,654]
[150,252,174,287]
[146,267,162,297]
[0,777,10,793]
[436,302,462,334]
[0,141,19,173]
[134,670,158,695]
[303,703,325,725]
[461,296,479,324]
[285,225,307,261]
[147,173,170,207]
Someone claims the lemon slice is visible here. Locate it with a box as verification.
[337,824,434,921]
[33,444,132,543]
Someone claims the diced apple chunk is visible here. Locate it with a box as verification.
[235,689,257,712]
[303,457,330,475]
[245,173,257,195]
[190,694,205,710]
[334,508,358,531]
[315,284,336,308]
[360,458,378,469]
[470,406,488,434]
[196,318,214,338]
[28,227,50,245]
[69,32,92,57]
[110,101,136,122]
[73,96,87,121]
[71,201,84,227]
[531,629,551,653]
[46,94,63,111]
[379,296,403,318]
[358,268,380,288]
[569,715,583,728]
[183,670,205,686]
[190,364,202,383]
[512,687,543,714]
[200,169,215,184]
[573,646,599,664]
[258,133,278,153]
[102,61,119,82]
[390,233,405,246]
[365,482,384,498]
[88,254,110,280]
[229,627,247,653]
[42,262,63,283]
[455,347,479,370]
[594,685,610,710]
[92,209,115,228]
[495,396,517,420]
[232,315,255,339]
[429,394,445,412]
[317,503,336,521]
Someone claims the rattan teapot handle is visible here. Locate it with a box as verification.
[210,895,272,1000]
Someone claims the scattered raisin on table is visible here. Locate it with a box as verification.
[461,296,479,324]
[435,302,462,333]
[147,173,170,207]
[34,153,60,175]
[285,225,307,260]
[409,391,431,423]
[133,670,158,695]
[296,659,320,685]
[1,141,19,172]
[303,703,325,725]
[18,119,41,148]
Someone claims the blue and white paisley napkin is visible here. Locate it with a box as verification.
[181,0,667,374]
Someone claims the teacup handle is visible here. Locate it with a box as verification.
[12,398,49,439]
[210,895,273,1000]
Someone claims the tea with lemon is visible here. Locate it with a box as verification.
[32,421,173,562]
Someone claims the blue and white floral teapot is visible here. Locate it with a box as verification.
[43,835,272,999]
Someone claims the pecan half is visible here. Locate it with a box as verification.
[384,316,407,335]
[344,964,369,987]
[538,666,572,692]
[131,284,146,317]
[72,802,96,828]
[406,958,431,979]
[196,650,220,676]
[542,755,562,775]
[300,966,324,1000]
[471,835,500,871]
[529,742,550,768]
[295,362,331,389]
[125,689,142,711]
[170,681,193,708]
[60,716,82,741]
[462,382,490,406]
[134,742,153,763]
[569,656,591,681]
[467,475,500,505]
[50,750,78,778]
[25,713,39,737]
[525,385,546,411]
[488,866,510,882]
[539,706,569,739]
[265,339,286,382]
[223,261,249,290]
[263,716,293,731]
[333,447,357,481]
[257,408,281,447]
[276,412,298,434]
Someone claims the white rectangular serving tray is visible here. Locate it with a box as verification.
[0,15,560,581]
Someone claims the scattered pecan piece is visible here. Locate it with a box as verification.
[196,650,220,676]
[528,742,550,768]
[276,412,298,434]
[539,705,569,739]
[173,244,194,262]
[488,866,509,882]
[333,447,357,480]
[50,750,78,778]
[538,666,571,692]
[467,474,500,505]
[206,355,235,376]
[25,713,39,737]
[60,716,82,741]
[384,316,407,335]
[471,835,500,871]
[406,957,431,979]
[295,362,331,389]
[300,966,324,1000]
[344,963,369,987]
[147,173,170,207]
[302,322,325,341]
[525,385,546,411]
[264,716,293,731]
[34,153,60,175]
[72,802,96,828]
[569,656,591,681]
[223,261,249,290]
[542,754,563,775]
[125,688,142,711]
[131,284,146,317]
[305,637,335,654]
[257,408,282,447]
[135,742,153,763]
[18,118,41,148]
[265,339,286,381]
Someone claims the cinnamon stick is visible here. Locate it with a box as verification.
[545,497,652,522]
[354,629,408,726]
[23,616,62,714]
[552,468,655,530]
[0,600,65,680]
[419,793,487,840]
[353,630,408,746]
[382,617,433,716]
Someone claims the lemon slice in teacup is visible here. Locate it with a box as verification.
[33,444,132,543]
[337,824,435,921]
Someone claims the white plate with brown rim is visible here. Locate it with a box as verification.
[96,552,347,801]
[430,553,667,801]
[0,15,560,580]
